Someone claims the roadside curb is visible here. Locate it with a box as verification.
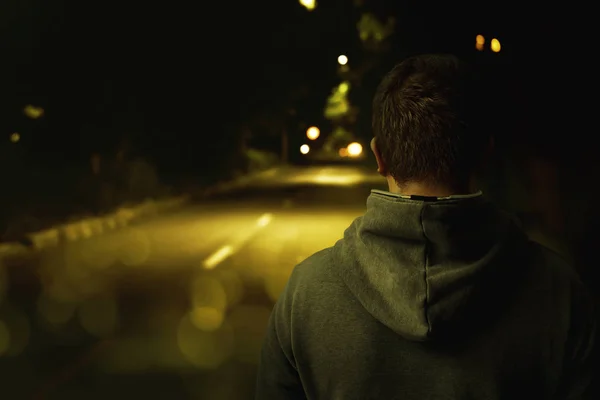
[0,195,190,260]
[0,166,283,261]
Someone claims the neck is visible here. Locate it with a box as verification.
[386,176,475,197]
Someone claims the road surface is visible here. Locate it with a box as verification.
[0,165,386,400]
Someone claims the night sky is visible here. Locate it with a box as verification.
[0,1,577,177]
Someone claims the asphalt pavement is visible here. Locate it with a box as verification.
[0,164,387,400]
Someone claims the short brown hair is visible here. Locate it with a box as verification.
[372,54,488,189]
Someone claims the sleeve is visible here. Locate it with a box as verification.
[255,278,306,400]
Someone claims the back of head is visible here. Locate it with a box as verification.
[372,54,488,190]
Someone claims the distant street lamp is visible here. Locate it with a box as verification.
[347,142,363,157]
[299,0,316,11]
[337,55,348,66]
[10,132,20,143]
[491,38,501,53]
[306,126,320,140]
[475,34,485,51]
[300,144,310,154]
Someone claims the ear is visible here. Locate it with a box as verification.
[370,137,387,177]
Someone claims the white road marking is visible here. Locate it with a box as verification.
[203,245,234,269]
[201,213,274,269]
[256,213,272,227]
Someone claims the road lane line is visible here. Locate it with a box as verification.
[256,213,272,227]
[201,213,274,270]
[203,245,234,269]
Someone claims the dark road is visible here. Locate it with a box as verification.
[0,165,386,399]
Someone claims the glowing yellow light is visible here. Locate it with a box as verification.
[339,148,348,157]
[491,38,501,53]
[299,0,316,11]
[23,104,44,119]
[300,144,310,154]
[339,81,350,94]
[475,35,485,51]
[337,55,348,66]
[306,126,320,140]
[10,133,20,143]
[347,142,363,157]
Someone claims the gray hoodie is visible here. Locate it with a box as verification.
[257,190,596,400]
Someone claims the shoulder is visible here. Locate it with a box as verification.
[279,247,340,307]
[290,248,335,284]
[277,244,349,308]
[270,247,338,331]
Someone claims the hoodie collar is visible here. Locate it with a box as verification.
[371,189,484,201]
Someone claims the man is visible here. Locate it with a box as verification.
[256,54,596,399]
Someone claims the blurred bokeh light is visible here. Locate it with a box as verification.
[23,104,44,119]
[491,38,501,52]
[475,34,485,51]
[306,126,320,140]
[299,0,316,11]
[347,142,363,157]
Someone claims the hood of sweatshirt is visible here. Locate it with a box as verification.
[333,189,528,341]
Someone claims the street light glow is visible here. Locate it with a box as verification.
[491,38,501,52]
[300,144,310,154]
[337,55,348,66]
[347,142,363,157]
[475,34,485,51]
[23,104,44,119]
[10,132,20,143]
[306,126,320,140]
[338,81,350,94]
[299,0,316,11]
